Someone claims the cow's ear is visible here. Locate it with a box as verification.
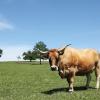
[58,47,66,55]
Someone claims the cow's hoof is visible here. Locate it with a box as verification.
[68,88,74,93]
[95,87,99,90]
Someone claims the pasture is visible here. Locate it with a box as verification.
[0,62,100,100]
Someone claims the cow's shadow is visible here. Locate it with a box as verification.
[41,86,94,95]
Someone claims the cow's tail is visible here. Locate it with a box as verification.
[97,53,100,68]
[94,53,100,89]
[99,53,100,59]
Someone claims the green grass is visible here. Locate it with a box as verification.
[0,62,100,100]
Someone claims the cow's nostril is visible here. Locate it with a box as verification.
[51,67,56,71]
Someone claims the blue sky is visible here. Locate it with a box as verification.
[0,0,100,61]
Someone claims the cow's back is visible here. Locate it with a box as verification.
[59,47,99,75]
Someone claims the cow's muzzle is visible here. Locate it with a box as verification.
[51,65,58,71]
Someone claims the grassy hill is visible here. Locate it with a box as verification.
[0,62,100,100]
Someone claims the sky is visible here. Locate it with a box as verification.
[0,0,100,61]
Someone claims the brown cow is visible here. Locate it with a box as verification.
[40,45,100,92]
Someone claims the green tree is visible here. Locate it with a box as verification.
[33,41,48,64]
[0,49,3,58]
[17,56,21,61]
[33,41,48,51]
[22,50,36,62]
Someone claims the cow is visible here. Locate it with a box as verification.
[39,45,100,92]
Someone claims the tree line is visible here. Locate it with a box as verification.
[0,49,3,58]
[0,41,48,64]
[22,41,48,64]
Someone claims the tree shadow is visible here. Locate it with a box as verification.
[41,86,95,95]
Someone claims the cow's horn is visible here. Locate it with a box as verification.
[38,49,48,54]
[66,44,72,47]
[58,44,71,52]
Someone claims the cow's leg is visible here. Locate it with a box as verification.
[66,66,76,92]
[85,73,91,89]
[95,76,100,89]
[95,61,100,89]
[67,75,74,92]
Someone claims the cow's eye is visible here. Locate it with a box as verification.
[49,57,52,64]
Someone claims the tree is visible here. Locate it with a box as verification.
[0,49,3,58]
[17,56,21,61]
[33,41,48,51]
[22,50,36,62]
[33,41,48,64]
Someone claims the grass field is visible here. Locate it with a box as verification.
[0,62,100,100]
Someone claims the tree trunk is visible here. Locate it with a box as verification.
[40,55,42,65]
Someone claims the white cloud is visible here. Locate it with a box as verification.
[0,13,14,31]
[0,21,14,31]
[0,45,32,61]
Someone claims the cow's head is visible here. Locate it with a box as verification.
[39,44,71,71]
